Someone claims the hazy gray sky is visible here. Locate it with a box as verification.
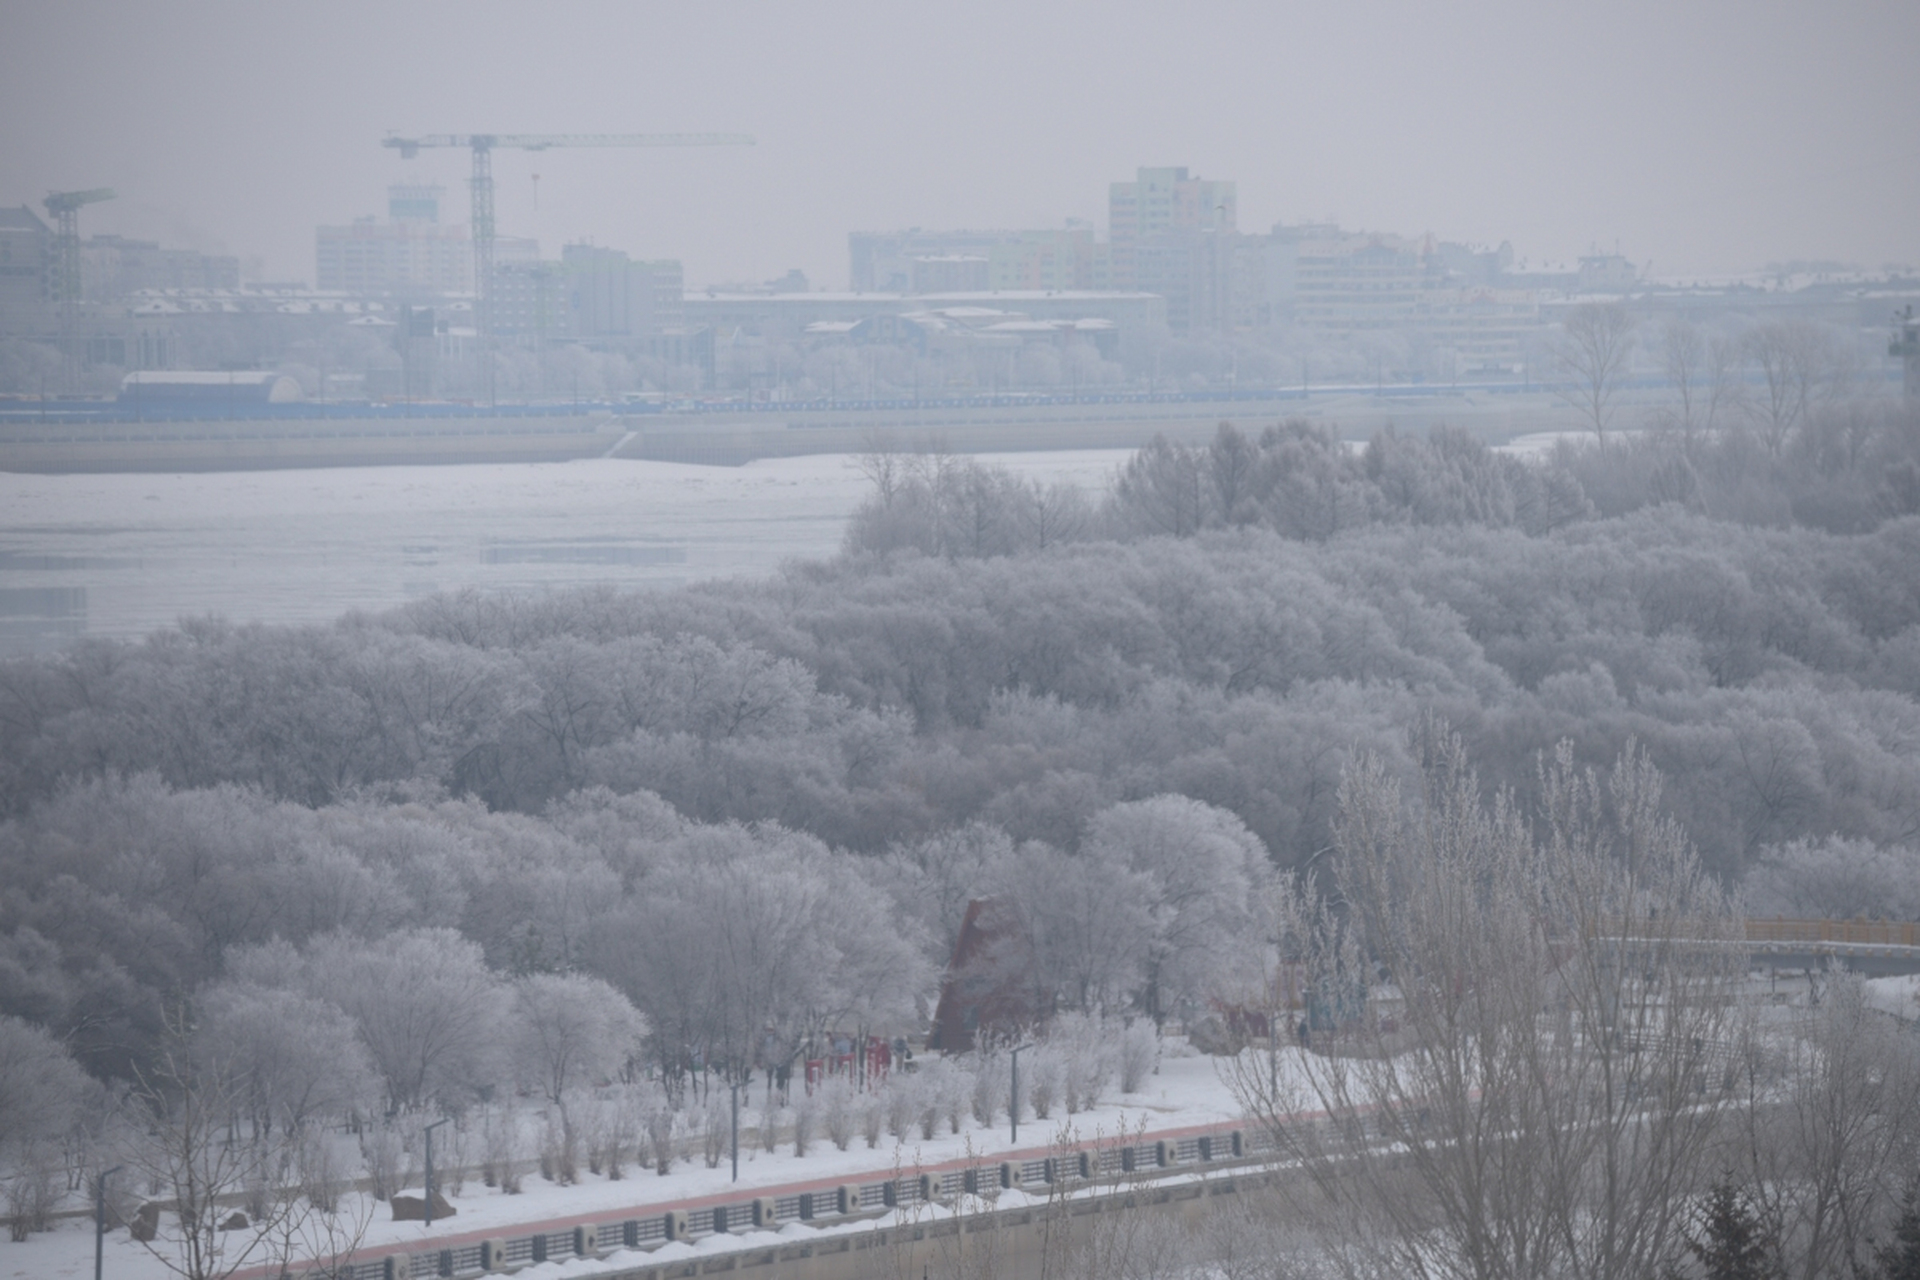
[4,0,1915,288]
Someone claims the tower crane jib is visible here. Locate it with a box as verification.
[381,132,753,406]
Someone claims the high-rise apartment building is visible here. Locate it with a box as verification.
[562,244,683,342]
[987,222,1109,292]
[315,185,470,296]
[851,223,1113,295]
[1108,168,1237,334]
[82,236,239,298]
[493,244,683,348]
[0,205,50,335]
[1277,225,1539,366]
[1109,168,1235,243]
[911,255,990,293]
[849,229,1024,293]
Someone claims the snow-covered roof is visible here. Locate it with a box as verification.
[0,205,50,233]
[979,317,1117,334]
[119,371,306,402]
[687,290,1162,304]
[123,371,285,387]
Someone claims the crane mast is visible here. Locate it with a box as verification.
[43,188,114,389]
[382,133,753,406]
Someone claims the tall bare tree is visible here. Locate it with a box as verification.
[127,1021,369,1280]
[1735,968,1920,1280]
[1553,303,1640,444]
[1704,331,1746,432]
[1663,319,1706,438]
[1742,320,1855,456]
[1228,726,1746,1280]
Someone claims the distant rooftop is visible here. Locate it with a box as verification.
[0,205,50,233]
[690,289,1162,303]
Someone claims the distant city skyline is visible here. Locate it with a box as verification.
[3,0,1915,290]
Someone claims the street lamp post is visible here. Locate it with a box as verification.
[1269,1005,1279,1101]
[423,1119,450,1227]
[94,1164,123,1280]
[731,1079,742,1183]
[1009,1043,1034,1146]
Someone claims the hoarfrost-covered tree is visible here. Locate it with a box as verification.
[0,1012,86,1158]
[1743,837,1920,921]
[1083,794,1274,1022]
[508,971,644,1183]
[588,824,930,1084]
[1230,725,1746,1280]
[193,981,376,1137]
[811,850,935,1035]
[875,821,1014,965]
[509,971,646,1114]
[1111,435,1208,537]
[302,928,506,1112]
[0,1014,88,1239]
[996,839,1155,1016]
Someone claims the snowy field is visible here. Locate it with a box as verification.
[1865,973,1920,1021]
[0,450,1133,654]
[2,1042,1263,1280]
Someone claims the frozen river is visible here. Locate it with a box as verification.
[0,451,1133,654]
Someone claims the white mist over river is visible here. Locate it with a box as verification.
[0,451,1134,654]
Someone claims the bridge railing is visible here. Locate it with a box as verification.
[306,1121,1258,1280]
[1583,918,1918,949]
[1745,918,1919,948]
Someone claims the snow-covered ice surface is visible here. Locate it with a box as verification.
[2,1046,1272,1280]
[0,450,1132,653]
[0,432,1616,654]
[1865,974,1920,1022]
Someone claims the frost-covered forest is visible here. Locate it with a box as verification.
[2,410,1920,1274]
[2,414,1919,1079]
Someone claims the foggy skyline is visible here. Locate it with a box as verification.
[3,0,1917,289]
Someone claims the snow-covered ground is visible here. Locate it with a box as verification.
[1865,973,1920,1022]
[2,1044,1265,1280]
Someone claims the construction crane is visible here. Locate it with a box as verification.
[382,133,753,404]
[43,188,114,389]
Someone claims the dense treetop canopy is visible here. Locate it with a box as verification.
[1,414,1916,1084]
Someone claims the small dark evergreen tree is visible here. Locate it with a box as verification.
[1681,1177,1773,1280]
[1866,1181,1920,1280]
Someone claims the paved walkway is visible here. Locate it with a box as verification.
[237,1117,1243,1279]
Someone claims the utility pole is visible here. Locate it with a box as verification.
[1009,1044,1033,1145]
[423,1119,450,1227]
[94,1164,123,1280]
[730,1080,742,1183]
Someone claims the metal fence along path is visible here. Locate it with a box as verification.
[237,1117,1260,1280]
